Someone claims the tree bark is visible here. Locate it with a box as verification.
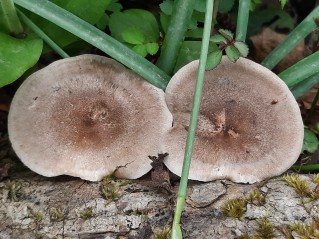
[0,170,318,239]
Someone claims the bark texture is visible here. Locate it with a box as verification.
[0,170,318,239]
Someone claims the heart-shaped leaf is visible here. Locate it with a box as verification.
[122,28,145,45]
[234,41,249,57]
[225,45,240,62]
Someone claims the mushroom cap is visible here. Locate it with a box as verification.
[163,57,304,183]
[8,54,173,181]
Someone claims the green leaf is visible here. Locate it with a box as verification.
[174,41,218,72]
[219,0,235,13]
[225,45,240,62]
[109,9,159,43]
[146,42,159,55]
[194,0,206,12]
[160,13,170,33]
[95,14,109,29]
[0,32,43,87]
[206,50,222,70]
[234,41,249,57]
[302,128,319,153]
[122,28,145,45]
[218,29,234,40]
[210,34,227,44]
[26,0,111,48]
[132,44,148,57]
[280,0,288,9]
[106,0,122,12]
[159,0,174,15]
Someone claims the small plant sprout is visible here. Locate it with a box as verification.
[281,175,313,198]
[222,198,247,220]
[49,208,64,222]
[4,180,22,202]
[154,226,171,239]
[247,191,266,206]
[79,207,93,220]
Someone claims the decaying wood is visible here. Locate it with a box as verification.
[0,169,318,239]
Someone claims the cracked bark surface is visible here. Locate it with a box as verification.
[0,170,318,239]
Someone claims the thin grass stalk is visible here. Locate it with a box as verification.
[291,73,319,99]
[262,6,319,70]
[13,0,170,90]
[279,51,319,88]
[305,89,319,124]
[16,9,69,58]
[156,0,195,75]
[171,0,214,238]
[1,0,23,34]
[290,164,319,172]
[236,0,251,41]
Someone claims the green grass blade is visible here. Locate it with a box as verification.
[262,6,319,70]
[13,0,170,90]
[16,9,69,58]
[279,51,319,88]
[157,0,195,75]
[171,0,214,238]
[291,72,319,99]
[290,164,319,172]
[1,0,23,34]
[236,0,251,42]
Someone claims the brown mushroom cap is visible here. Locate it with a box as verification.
[163,57,304,183]
[8,54,172,181]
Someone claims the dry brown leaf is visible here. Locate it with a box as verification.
[250,28,305,73]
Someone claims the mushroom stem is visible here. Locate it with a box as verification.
[171,0,215,237]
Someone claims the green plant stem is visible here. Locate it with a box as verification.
[291,72,319,99]
[236,0,251,41]
[157,0,195,76]
[13,0,170,90]
[305,89,319,124]
[290,164,319,172]
[16,9,69,58]
[262,6,319,70]
[171,0,214,238]
[279,51,319,88]
[1,0,23,34]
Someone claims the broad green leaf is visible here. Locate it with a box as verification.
[234,41,249,57]
[280,0,288,9]
[186,28,203,38]
[206,50,222,70]
[225,45,240,62]
[132,44,148,57]
[26,0,111,48]
[302,128,319,153]
[218,29,234,40]
[219,0,235,13]
[210,34,227,44]
[122,28,145,45]
[174,41,218,72]
[96,14,109,29]
[107,0,122,12]
[160,13,170,33]
[146,42,159,55]
[160,0,174,15]
[0,32,43,87]
[109,9,159,43]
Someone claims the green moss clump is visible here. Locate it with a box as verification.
[290,220,319,239]
[49,208,64,222]
[255,217,275,239]
[79,207,93,220]
[247,191,265,206]
[3,180,22,202]
[222,198,247,219]
[154,226,171,239]
[281,175,313,198]
[101,183,120,205]
[29,210,44,223]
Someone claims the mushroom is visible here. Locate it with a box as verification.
[163,57,304,183]
[8,54,173,181]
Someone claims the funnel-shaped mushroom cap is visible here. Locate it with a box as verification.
[163,57,303,183]
[8,54,172,181]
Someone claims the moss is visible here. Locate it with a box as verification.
[79,207,93,220]
[153,226,171,239]
[49,208,64,222]
[281,175,313,198]
[313,174,319,184]
[29,211,44,223]
[101,183,120,205]
[222,198,247,219]
[255,216,275,239]
[289,220,319,239]
[3,180,22,202]
[247,191,265,206]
